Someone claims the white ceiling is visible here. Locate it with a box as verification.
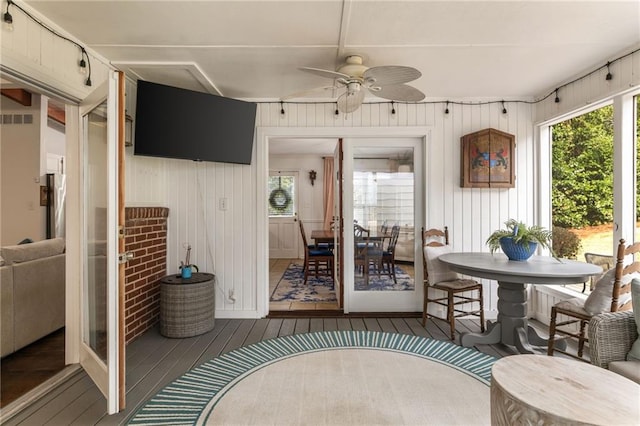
[23,0,640,103]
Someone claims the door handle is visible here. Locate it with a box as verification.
[118,251,134,264]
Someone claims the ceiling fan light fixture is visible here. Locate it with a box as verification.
[337,90,365,113]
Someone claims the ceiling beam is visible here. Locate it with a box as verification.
[47,103,65,125]
[1,88,32,106]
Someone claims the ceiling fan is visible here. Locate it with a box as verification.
[282,55,425,113]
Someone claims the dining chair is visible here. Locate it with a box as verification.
[381,225,400,284]
[298,220,334,286]
[354,235,383,286]
[547,238,639,361]
[421,226,485,340]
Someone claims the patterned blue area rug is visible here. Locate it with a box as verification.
[270,262,336,302]
[128,331,497,425]
[354,264,415,291]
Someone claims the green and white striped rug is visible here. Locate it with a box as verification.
[129,331,496,425]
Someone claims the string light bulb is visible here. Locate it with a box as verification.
[554,89,560,103]
[280,101,285,115]
[3,0,13,32]
[444,101,450,114]
[605,62,613,81]
[335,103,339,115]
[79,57,87,75]
[391,101,396,115]
[501,101,507,114]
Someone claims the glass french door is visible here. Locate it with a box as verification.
[79,70,125,413]
[343,138,423,312]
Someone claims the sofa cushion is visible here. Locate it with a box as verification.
[627,278,640,362]
[0,265,14,357]
[424,244,459,284]
[609,360,640,384]
[584,268,636,315]
[1,238,65,265]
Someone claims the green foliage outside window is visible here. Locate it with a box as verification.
[552,105,614,228]
[551,97,640,229]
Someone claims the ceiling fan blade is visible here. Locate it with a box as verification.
[299,67,350,81]
[337,89,365,113]
[373,84,425,102]
[280,85,338,100]
[364,66,421,85]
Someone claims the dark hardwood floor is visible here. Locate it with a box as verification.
[1,316,526,425]
[1,329,66,408]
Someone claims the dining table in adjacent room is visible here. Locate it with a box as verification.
[438,252,603,354]
[310,229,335,247]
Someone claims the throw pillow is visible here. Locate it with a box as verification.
[627,278,640,362]
[424,244,459,284]
[584,268,638,315]
[584,269,615,315]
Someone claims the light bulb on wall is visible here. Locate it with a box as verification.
[3,1,13,32]
[79,58,87,75]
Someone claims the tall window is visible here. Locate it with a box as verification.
[551,105,614,293]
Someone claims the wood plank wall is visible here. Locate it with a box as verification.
[125,99,537,318]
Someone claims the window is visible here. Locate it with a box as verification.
[543,91,640,296]
[268,175,295,217]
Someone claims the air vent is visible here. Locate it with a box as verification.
[2,114,11,124]
[23,114,33,124]
[12,114,22,124]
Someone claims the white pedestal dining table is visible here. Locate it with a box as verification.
[438,252,603,354]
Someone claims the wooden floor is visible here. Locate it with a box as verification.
[0,329,66,408]
[3,316,520,425]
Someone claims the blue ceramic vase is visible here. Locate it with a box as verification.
[499,237,537,261]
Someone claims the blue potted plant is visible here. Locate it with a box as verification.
[486,219,557,261]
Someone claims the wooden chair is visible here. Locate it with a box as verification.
[299,220,334,286]
[381,225,400,284]
[584,252,615,292]
[421,227,485,340]
[547,239,639,361]
[354,235,383,286]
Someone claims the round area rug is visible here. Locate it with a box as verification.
[128,331,496,425]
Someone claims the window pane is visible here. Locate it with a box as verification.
[551,104,613,294]
[268,175,295,217]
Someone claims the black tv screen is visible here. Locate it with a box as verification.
[134,80,257,165]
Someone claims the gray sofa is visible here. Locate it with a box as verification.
[1,238,65,357]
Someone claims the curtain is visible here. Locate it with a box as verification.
[323,157,334,230]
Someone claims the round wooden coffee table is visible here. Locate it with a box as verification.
[491,355,640,425]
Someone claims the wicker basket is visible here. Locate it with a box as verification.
[160,273,215,338]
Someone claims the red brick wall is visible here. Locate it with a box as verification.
[124,207,169,344]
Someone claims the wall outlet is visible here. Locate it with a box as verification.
[219,197,228,211]
[228,288,236,302]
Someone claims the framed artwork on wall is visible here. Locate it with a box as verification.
[461,128,515,188]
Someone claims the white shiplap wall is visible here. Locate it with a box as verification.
[125,100,536,318]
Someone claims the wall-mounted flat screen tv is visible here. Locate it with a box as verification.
[134,80,257,165]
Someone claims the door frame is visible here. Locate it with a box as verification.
[256,126,432,317]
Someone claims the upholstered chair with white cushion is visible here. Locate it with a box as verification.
[421,227,485,340]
